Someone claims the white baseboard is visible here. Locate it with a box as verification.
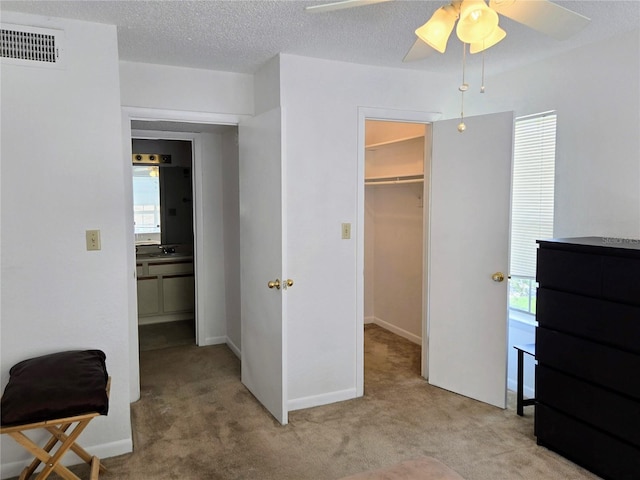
[199,335,227,346]
[372,317,422,346]
[364,315,375,324]
[138,313,193,325]
[225,337,241,359]
[288,388,358,412]
[1,438,132,479]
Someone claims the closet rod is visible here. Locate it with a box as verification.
[365,177,423,186]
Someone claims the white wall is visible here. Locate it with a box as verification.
[0,13,132,477]
[364,193,375,321]
[367,184,424,343]
[279,54,455,408]
[196,128,241,354]
[467,28,640,239]
[253,55,281,115]
[221,129,242,355]
[194,133,228,346]
[119,61,253,115]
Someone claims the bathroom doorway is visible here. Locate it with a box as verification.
[132,137,196,351]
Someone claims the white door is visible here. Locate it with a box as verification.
[239,107,288,424]
[427,111,513,408]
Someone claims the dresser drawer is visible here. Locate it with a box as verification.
[536,327,640,399]
[537,288,640,354]
[537,366,640,447]
[536,404,640,480]
[537,245,640,305]
[536,249,602,297]
[602,256,640,306]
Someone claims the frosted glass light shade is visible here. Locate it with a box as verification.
[415,5,457,53]
[456,0,499,44]
[470,25,506,53]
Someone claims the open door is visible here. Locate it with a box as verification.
[239,107,288,424]
[427,111,513,408]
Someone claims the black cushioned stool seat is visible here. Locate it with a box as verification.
[1,350,110,480]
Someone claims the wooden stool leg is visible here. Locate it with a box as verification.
[47,425,107,473]
[8,430,80,480]
[20,423,73,479]
[90,456,101,480]
[37,419,92,480]
[2,412,105,480]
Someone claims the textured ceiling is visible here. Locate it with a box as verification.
[1,1,638,75]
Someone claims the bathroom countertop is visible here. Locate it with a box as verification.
[136,253,193,263]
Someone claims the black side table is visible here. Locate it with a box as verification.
[514,343,536,416]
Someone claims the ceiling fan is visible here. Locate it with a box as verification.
[305,0,591,62]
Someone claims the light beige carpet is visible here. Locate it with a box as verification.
[339,456,465,480]
[10,324,602,480]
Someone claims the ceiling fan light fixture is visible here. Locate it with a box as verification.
[469,25,506,53]
[456,0,499,44]
[415,5,458,53]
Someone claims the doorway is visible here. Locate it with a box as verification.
[132,137,196,351]
[358,109,513,409]
[363,119,430,388]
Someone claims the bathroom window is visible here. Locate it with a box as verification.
[133,166,161,244]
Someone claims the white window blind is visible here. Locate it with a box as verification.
[510,112,557,278]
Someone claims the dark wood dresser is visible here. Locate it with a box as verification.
[535,237,640,480]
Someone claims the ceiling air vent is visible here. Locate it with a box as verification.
[1,23,64,67]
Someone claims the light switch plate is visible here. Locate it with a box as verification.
[341,223,351,240]
[86,229,101,251]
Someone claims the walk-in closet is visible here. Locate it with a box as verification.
[364,120,430,350]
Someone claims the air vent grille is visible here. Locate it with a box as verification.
[1,24,64,67]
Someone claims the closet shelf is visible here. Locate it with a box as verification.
[365,174,424,186]
[365,135,423,150]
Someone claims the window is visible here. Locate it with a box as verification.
[133,166,161,244]
[509,112,557,316]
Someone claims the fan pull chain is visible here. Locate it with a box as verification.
[481,47,486,93]
[458,43,468,133]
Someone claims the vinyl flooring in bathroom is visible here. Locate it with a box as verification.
[138,319,196,351]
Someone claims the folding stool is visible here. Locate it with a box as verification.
[1,350,110,480]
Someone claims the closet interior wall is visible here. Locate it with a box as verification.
[364,121,428,345]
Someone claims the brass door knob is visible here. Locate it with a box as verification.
[268,279,281,290]
[286,279,294,288]
[492,272,505,282]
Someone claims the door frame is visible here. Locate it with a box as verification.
[356,107,442,396]
[121,107,249,403]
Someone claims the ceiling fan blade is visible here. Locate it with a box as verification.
[305,0,393,14]
[489,0,590,40]
[402,38,436,63]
